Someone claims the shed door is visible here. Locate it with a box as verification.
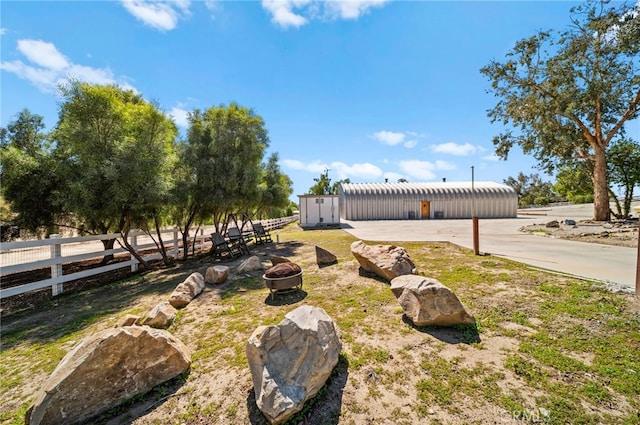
[421,201,430,219]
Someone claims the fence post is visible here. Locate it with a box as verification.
[130,234,139,272]
[49,234,63,296]
[173,229,179,259]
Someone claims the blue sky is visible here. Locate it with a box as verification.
[2,0,639,201]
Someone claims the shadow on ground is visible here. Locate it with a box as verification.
[402,315,482,344]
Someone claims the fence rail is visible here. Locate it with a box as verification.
[0,216,298,300]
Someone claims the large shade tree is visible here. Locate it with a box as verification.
[54,82,178,267]
[481,0,640,220]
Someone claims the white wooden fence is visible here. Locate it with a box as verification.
[0,216,298,300]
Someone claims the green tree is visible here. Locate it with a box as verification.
[256,153,293,218]
[172,103,269,258]
[0,109,64,234]
[481,1,640,221]
[54,82,178,267]
[554,162,594,204]
[504,173,556,207]
[607,138,640,218]
[308,169,350,195]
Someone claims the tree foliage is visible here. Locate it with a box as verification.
[172,103,271,256]
[607,138,640,217]
[504,173,556,207]
[481,0,640,220]
[308,169,350,195]
[0,109,64,233]
[554,162,594,204]
[54,82,178,267]
[257,153,293,218]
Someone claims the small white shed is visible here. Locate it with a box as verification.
[298,195,340,228]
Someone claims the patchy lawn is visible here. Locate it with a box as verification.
[1,224,639,425]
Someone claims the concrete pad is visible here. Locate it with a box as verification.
[341,203,639,293]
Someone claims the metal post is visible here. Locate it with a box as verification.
[50,234,63,296]
[472,166,480,255]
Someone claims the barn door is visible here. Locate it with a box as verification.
[421,201,430,219]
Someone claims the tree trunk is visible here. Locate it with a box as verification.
[608,188,623,218]
[592,145,610,221]
[153,215,172,267]
[100,238,116,265]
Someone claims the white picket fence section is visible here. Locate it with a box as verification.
[0,216,298,300]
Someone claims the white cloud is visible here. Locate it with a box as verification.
[397,159,455,181]
[17,40,70,70]
[170,106,190,127]
[282,159,328,173]
[372,130,405,146]
[282,159,382,180]
[261,0,389,28]
[398,160,437,180]
[0,28,7,36]
[1,38,135,93]
[330,161,382,180]
[262,0,309,29]
[324,0,388,19]
[204,0,218,18]
[120,0,191,31]
[373,130,420,148]
[431,142,477,156]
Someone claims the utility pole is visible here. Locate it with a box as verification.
[472,166,480,255]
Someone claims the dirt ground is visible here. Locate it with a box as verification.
[519,218,639,248]
[1,226,639,425]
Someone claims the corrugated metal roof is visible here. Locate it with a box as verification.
[340,181,515,196]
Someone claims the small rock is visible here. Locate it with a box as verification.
[143,302,177,329]
[116,314,140,327]
[205,266,230,284]
[237,256,263,273]
[270,256,291,266]
[545,220,560,228]
[315,246,337,266]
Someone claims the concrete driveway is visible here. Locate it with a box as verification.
[341,203,639,293]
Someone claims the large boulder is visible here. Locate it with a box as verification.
[25,326,191,425]
[205,265,230,284]
[143,301,177,329]
[350,240,417,281]
[237,256,263,273]
[246,305,342,424]
[315,246,337,266]
[169,272,205,308]
[390,275,475,326]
